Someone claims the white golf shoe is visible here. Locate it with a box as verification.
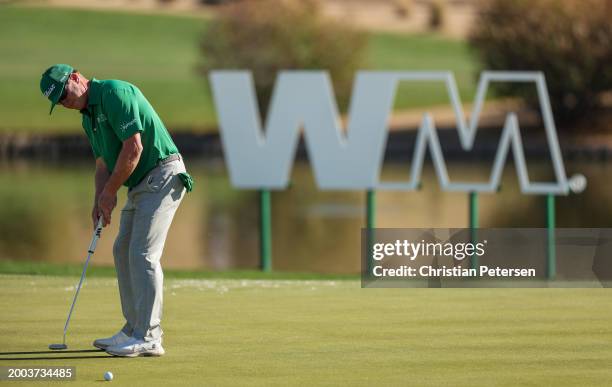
[105,337,165,357]
[93,331,131,350]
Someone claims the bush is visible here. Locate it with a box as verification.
[428,0,445,31]
[393,0,413,19]
[198,0,367,112]
[199,0,236,5]
[469,0,612,125]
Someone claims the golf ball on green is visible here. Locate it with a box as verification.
[104,371,113,381]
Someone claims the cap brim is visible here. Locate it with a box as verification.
[49,83,66,115]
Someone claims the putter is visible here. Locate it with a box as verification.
[49,216,104,350]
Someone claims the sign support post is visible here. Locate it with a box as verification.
[546,194,556,280]
[260,189,272,272]
[366,190,376,275]
[469,191,479,270]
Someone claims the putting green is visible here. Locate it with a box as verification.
[1,274,612,386]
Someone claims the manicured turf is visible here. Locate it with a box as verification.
[367,32,479,110]
[0,6,479,133]
[0,259,356,281]
[0,6,214,133]
[2,274,612,386]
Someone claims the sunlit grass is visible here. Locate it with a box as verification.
[1,274,611,386]
[0,5,478,133]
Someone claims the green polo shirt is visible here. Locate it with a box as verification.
[81,78,179,188]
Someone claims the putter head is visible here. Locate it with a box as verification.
[49,343,67,350]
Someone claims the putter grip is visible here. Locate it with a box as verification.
[88,217,104,253]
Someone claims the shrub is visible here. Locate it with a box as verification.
[469,0,612,125]
[199,0,235,5]
[393,0,414,19]
[198,0,367,112]
[428,0,445,31]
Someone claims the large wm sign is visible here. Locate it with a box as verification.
[210,71,569,195]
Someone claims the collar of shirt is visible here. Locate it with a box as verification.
[80,78,101,118]
[80,78,102,129]
[87,78,103,107]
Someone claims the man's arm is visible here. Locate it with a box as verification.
[93,157,110,228]
[97,133,143,226]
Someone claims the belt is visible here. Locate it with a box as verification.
[158,153,181,166]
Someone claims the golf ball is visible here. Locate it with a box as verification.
[104,371,113,381]
[568,173,587,193]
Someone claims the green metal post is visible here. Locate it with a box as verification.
[366,190,376,230]
[469,191,479,270]
[546,194,556,280]
[260,189,272,272]
[366,190,376,277]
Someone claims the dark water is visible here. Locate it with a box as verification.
[0,158,610,273]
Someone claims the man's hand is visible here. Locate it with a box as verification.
[92,204,100,229]
[98,188,117,227]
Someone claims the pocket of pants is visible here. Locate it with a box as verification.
[145,166,174,193]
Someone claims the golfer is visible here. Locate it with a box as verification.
[40,64,193,357]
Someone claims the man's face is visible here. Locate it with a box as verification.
[59,72,87,110]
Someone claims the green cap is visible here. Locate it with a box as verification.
[40,64,74,114]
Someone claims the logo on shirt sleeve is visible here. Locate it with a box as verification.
[120,118,139,132]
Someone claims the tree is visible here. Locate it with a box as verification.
[470,0,612,125]
[199,0,367,113]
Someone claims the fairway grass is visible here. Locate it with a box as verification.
[1,275,612,386]
[0,6,478,133]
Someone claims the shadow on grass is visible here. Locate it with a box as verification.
[0,355,114,360]
[0,348,113,360]
[0,349,103,355]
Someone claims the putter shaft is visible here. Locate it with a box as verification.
[57,217,104,346]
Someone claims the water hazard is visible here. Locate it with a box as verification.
[0,159,609,273]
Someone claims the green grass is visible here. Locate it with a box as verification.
[368,32,479,108]
[0,6,215,133]
[0,259,357,280]
[0,5,479,133]
[2,274,612,386]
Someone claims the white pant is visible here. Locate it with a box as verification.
[112,157,186,342]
